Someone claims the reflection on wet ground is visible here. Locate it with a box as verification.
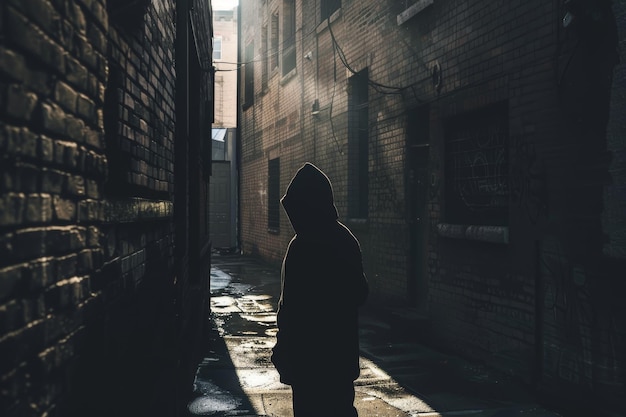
[188,254,564,417]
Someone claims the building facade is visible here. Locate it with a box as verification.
[213,7,239,128]
[210,6,239,250]
[0,0,214,415]
[238,0,626,414]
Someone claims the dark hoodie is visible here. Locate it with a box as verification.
[271,162,369,385]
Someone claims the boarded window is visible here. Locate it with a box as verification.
[445,103,509,226]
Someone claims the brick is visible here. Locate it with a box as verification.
[25,67,53,96]
[77,249,93,272]
[6,0,60,36]
[0,193,26,226]
[54,141,78,167]
[20,128,39,159]
[40,102,66,136]
[0,299,24,334]
[27,258,55,291]
[14,228,47,261]
[0,233,14,262]
[65,175,85,196]
[52,195,77,222]
[39,135,54,162]
[41,168,66,194]
[0,47,26,81]
[84,129,102,149]
[85,178,100,199]
[5,84,38,121]
[86,24,107,55]
[0,264,25,302]
[6,7,65,74]
[78,199,100,222]
[66,115,86,142]
[54,254,78,281]
[76,94,96,122]
[13,163,40,193]
[45,227,85,255]
[54,81,78,114]
[25,193,52,223]
[65,57,89,92]
[70,2,87,32]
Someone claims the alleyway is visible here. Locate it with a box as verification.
[185,252,566,417]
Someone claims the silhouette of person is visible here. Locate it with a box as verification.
[271,162,369,417]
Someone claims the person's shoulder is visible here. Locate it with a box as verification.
[336,221,361,248]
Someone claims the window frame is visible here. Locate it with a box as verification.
[444,102,510,227]
[281,0,296,77]
[242,41,255,109]
[212,36,222,60]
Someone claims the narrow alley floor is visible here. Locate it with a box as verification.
[185,252,566,417]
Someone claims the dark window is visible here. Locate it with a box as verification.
[282,0,296,76]
[321,0,341,21]
[347,69,369,219]
[271,12,279,71]
[445,103,509,226]
[268,158,281,231]
[243,41,254,108]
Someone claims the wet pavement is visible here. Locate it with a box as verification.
[185,252,566,417]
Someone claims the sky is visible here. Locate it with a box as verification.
[213,0,238,10]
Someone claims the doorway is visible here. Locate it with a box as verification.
[406,106,430,308]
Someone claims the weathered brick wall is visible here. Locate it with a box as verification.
[1,0,109,414]
[239,0,625,412]
[0,0,209,415]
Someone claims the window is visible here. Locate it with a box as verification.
[347,69,369,219]
[321,0,340,21]
[212,36,222,60]
[445,103,509,226]
[270,12,279,72]
[261,25,268,90]
[282,0,296,76]
[268,158,281,231]
[243,41,254,108]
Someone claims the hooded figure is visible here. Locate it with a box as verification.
[271,162,368,417]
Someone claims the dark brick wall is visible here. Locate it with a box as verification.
[0,0,213,416]
[239,0,625,413]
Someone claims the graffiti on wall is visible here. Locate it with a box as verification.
[510,134,547,225]
[540,236,625,396]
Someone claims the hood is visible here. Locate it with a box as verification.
[281,162,339,234]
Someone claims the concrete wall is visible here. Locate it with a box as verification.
[0,0,213,415]
[238,0,625,414]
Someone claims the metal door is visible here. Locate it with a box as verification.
[209,161,232,248]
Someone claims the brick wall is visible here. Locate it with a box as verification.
[238,0,626,413]
[0,0,213,415]
[1,0,109,414]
